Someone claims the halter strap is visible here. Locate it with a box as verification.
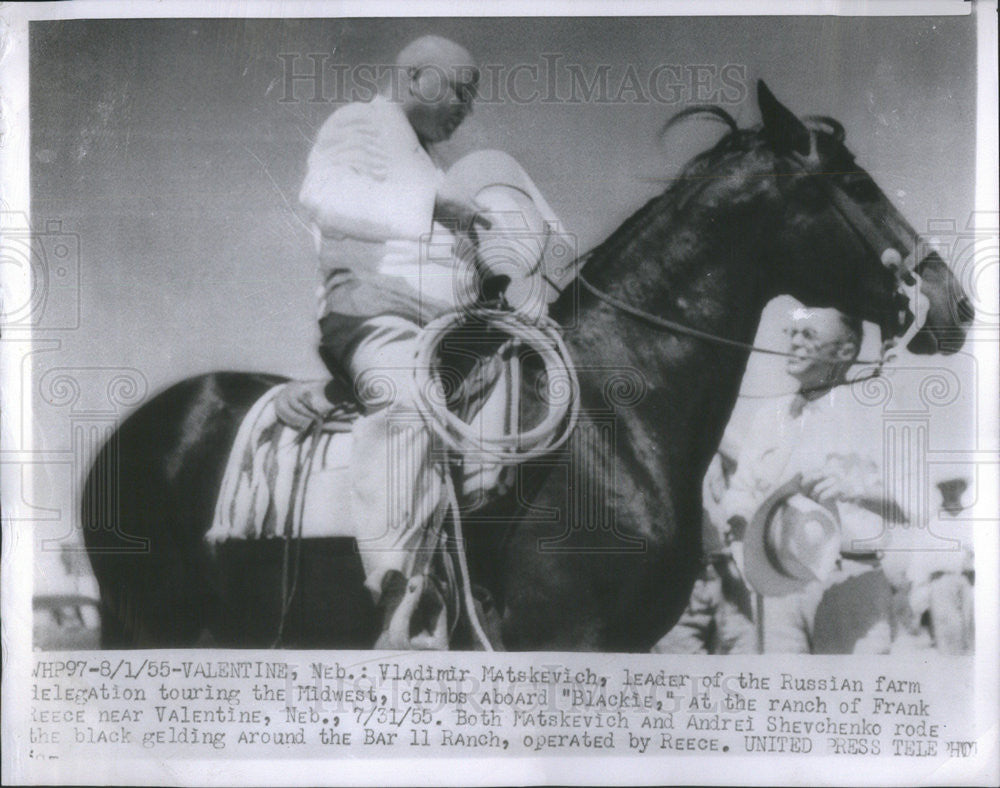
[790,146,915,279]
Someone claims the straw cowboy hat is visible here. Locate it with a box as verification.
[743,476,843,597]
[444,150,576,314]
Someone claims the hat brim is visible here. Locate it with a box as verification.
[744,476,816,597]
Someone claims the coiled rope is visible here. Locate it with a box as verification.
[409,309,581,650]
[410,309,581,464]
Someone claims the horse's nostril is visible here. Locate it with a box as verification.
[957,297,975,323]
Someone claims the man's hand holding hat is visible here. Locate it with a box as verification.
[801,453,872,504]
[743,475,843,597]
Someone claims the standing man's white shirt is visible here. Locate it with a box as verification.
[724,388,885,552]
[722,383,911,654]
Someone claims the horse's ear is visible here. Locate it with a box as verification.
[758,80,810,156]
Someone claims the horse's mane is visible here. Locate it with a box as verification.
[570,106,847,288]
[558,109,767,309]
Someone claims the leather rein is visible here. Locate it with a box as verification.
[569,137,925,378]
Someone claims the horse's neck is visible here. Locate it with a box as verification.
[568,227,769,498]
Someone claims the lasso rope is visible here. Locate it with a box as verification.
[444,472,494,651]
[410,309,581,464]
[409,309,581,650]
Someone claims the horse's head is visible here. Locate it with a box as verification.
[755,80,973,355]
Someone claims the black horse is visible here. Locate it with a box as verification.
[82,82,973,651]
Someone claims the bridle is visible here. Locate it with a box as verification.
[573,130,928,374]
[788,139,927,353]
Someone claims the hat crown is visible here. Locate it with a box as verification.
[772,495,840,581]
[745,477,842,596]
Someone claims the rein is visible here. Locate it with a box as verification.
[571,133,928,380]
[577,270,884,367]
[575,271,891,396]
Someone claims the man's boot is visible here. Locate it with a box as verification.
[374,571,448,649]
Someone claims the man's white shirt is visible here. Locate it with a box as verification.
[723,388,890,552]
[300,95,463,314]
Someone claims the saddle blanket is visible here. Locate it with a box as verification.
[205,377,514,545]
[205,385,359,543]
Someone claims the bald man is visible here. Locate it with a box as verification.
[284,36,491,646]
[299,35,484,341]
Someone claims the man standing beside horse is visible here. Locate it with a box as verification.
[724,306,908,654]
